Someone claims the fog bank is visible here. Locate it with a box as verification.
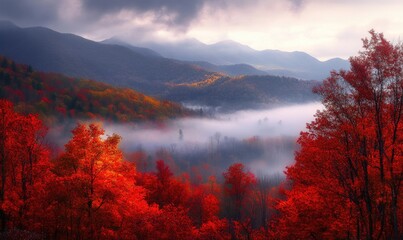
[107,102,322,149]
[103,102,323,176]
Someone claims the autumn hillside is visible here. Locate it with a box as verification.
[0,55,188,123]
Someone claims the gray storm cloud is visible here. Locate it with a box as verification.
[0,0,308,31]
[81,0,206,29]
[0,0,60,25]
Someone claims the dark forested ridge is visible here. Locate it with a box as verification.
[0,55,188,123]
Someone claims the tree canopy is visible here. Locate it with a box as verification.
[275,30,403,239]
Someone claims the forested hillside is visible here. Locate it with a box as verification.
[0,56,187,123]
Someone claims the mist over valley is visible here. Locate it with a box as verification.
[101,102,323,177]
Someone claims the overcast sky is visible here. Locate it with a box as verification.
[1,0,402,60]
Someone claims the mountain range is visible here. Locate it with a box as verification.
[0,20,325,110]
[0,20,211,95]
[106,37,350,80]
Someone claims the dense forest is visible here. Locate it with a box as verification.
[0,100,280,239]
[0,31,403,239]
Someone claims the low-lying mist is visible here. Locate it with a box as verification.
[47,102,322,180]
[103,102,323,178]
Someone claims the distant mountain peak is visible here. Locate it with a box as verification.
[211,40,255,52]
[324,57,348,63]
[213,39,243,46]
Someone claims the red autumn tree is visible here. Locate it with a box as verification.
[222,163,257,240]
[139,159,190,208]
[275,30,403,239]
[50,123,152,239]
[196,218,231,240]
[223,163,256,221]
[0,100,51,235]
[188,184,221,227]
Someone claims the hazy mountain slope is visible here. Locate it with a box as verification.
[0,21,211,95]
[103,37,270,77]
[122,38,350,80]
[163,74,320,110]
[188,61,268,76]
